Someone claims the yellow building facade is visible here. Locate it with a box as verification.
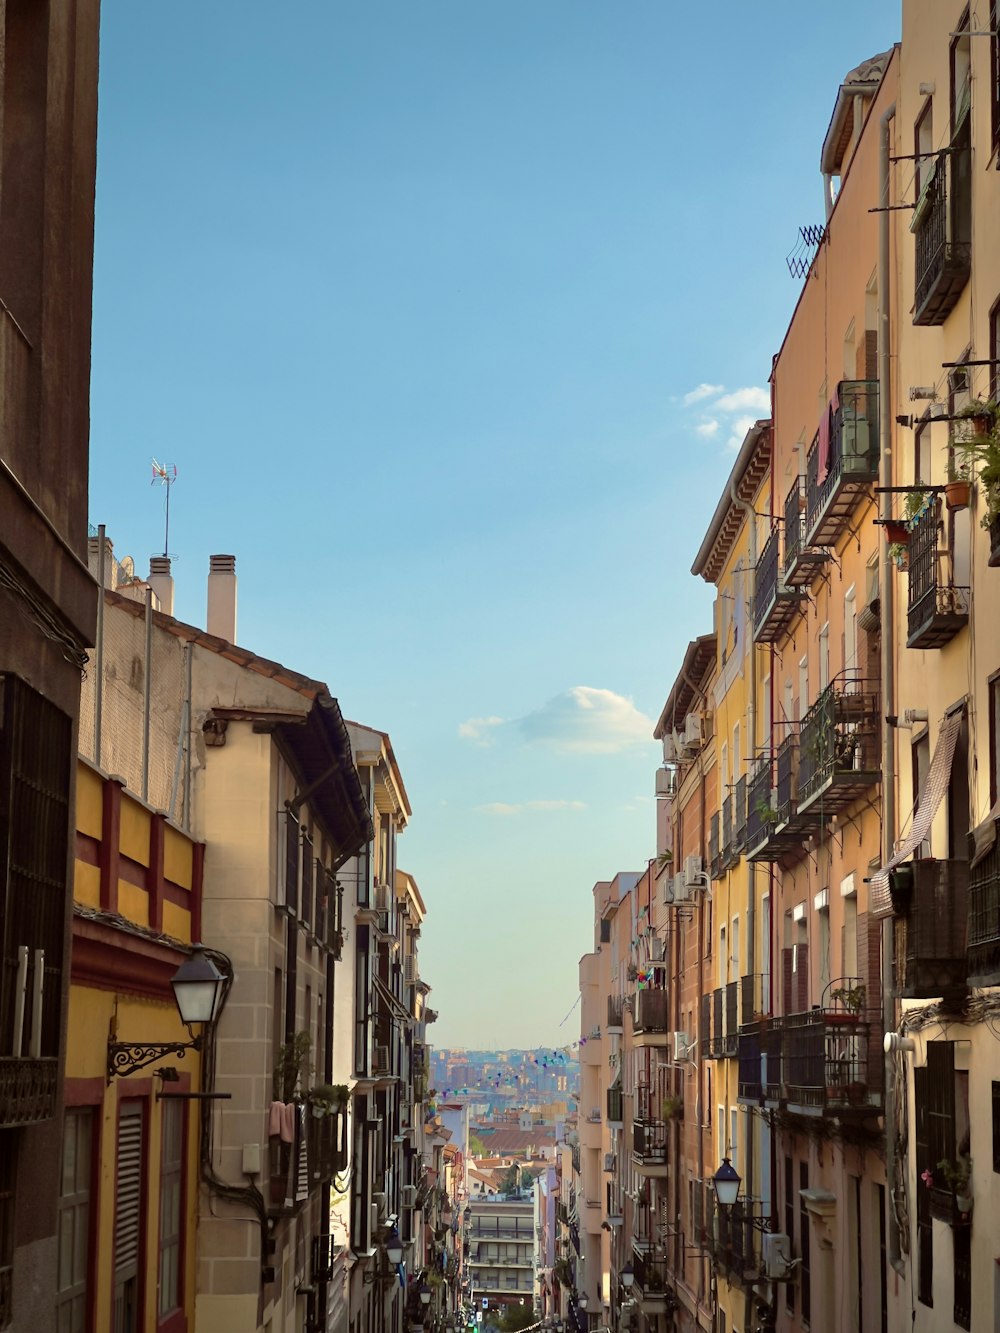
[67,758,204,1333]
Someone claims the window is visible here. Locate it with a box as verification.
[819,623,830,691]
[951,11,972,135]
[954,1225,971,1329]
[57,1109,93,1333]
[283,811,299,914]
[0,1135,14,1329]
[784,1157,795,1315]
[114,1102,145,1333]
[301,831,314,929]
[799,1161,811,1325]
[989,673,1000,809]
[0,674,73,1071]
[876,1183,888,1333]
[914,416,932,488]
[158,1101,184,1324]
[914,97,933,195]
[732,722,741,783]
[798,656,809,718]
[914,1066,933,1306]
[912,731,931,858]
[844,586,857,682]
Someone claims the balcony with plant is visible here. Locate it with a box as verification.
[796,677,880,814]
[804,381,879,545]
[905,493,970,647]
[783,474,827,587]
[953,401,1000,566]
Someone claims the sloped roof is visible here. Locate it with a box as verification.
[690,420,771,583]
[653,635,717,739]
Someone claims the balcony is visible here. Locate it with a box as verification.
[781,999,881,1116]
[893,857,969,999]
[0,1057,57,1128]
[912,146,971,326]
[632,1249,670,1312]
[607,995,624,1035]
[633,987,668,1047]
[753,527,806,643]
[606,1086,623,1128]
[606,1183,623,1227]
[710,812,723,881]
[744,754,774,859]
[804,381,879,545]
[906,499,969,648]
[709,987,724,1059]
[969,829,1000,986]
[783,476,828,586]
[710,1200,763,1287]
[700,992,711,1060]
[747,732,814,862]
[724,980,739,1056]
[797,680,880,815]
[737,1021,764,1103]
[721,794,735,869]
[632,1118,669,1176]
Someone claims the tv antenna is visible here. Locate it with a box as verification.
[151,459,177,556]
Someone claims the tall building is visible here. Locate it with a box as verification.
[0,0,101,1325]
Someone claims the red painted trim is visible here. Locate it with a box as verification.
[100,778,123,912]
[190,843,205,944]
[65,1076,104,1106]
[72,917,186,1000]
[162,882,191,908]
[149,815,165,933]
[75,831,100,866]
[119,854,151,891]
[155,1087,190,1333]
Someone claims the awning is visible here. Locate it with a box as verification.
[373,973,414,1027]
[970,796,1000,869]
[870,712,961,919]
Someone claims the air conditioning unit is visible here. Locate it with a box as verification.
[374,881,392,912]
[662,734,679,764]
[372,1190,386,1213]
[402,1184,417,1206]
[673,1031,692,1062]
[655,766,678,798]
[649,937,666,963]
[668,874,691,905]
[683,854,704,888]
[404,956,418,984]
[681,712,703,752]
[603,1153,615,1172]
[373,1046,390,1076]
[762,1232,793,1280]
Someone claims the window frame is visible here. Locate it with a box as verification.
[157,1099,186,1332]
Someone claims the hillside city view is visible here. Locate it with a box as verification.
[3,2,1000,1333]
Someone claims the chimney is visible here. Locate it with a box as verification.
[148,556,174,616]
[207,554,237,643]
[88,534,115,589]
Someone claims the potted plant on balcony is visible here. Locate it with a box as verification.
[888,540,909,571]
[958,397,998,442]
[661,1094,683,1122]
[829,983,866,1019]
[904,489,934,531]
[954,414,1000,564]
[937,1154,973,1221]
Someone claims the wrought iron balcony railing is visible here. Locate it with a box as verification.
[913,146,971,326]
[797,679,880,814]
[710,1199,764,1285]
[607,995,624,1031]
[783,474,827,586]
[969,829,1000,986]
[721,793,736,868]
[632,1117,669,1168]
[710,812,723,880]
[633,987,668,1035]
[747,731,814,862]
[607,1086,623,1125]
[906,498,969,648]
[781,997,881,1115]
[700,992,711,1060]
[0,1057,58,1129]
[804,381,879,545]
[710,987,725,1058]
[753,527,805,643]
[734,774,747,849]
[724,980,739,1056]
[744,754,773,858]
[893,857,969,998]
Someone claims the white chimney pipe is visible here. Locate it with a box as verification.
[207,554,237,642]
[148,556,174,616]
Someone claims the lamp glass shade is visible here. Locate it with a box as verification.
[620,1264,634,1289]
[170,945,225,1025]
[712,1157,742,1208]
[577,1296,588,1311]
[420,1286,432,1306]
[386,1232,404,1265]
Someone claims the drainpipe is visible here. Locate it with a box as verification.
[878,98,903,1278]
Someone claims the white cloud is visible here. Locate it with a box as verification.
[713,386,770,414]
[458,715,505,746]
[476,799,587,816]
[695,419,720,438]
[683,383,725,407]
[517,686,655,754]
[725,414,758,451]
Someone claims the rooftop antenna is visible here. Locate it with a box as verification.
[151,459,178,556]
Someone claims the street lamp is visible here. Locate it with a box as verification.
[712,1157,741,1209]
[107,944,228,1081]
[619,1264,634,1290]
[386,1230,405,1266]
[578,1295,589,1311]
[420,1284,433,1307]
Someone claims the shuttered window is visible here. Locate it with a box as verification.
[301,833,314,929]
[57,1109,93,1333]
[914,1067,933,1307]
[158,1100,184,1320]
[114,1102,144,1333]
[283,811,299,914]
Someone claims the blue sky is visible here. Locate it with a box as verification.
[89,0,899,1048]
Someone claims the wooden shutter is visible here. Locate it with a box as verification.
[284,812,299,914]
[115,1105,143,1274]
[782,948,794,1015]
[795,943,809,1012]
[301,833,314,929]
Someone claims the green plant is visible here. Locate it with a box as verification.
[754,795,779,825]
[953,417,1000,530]
[957,397,998,433]
[888,541,909,569]
[662,1094,683,1120]
[937,1154,972,1195]
[273,1030,312,1101]
[830,983,866,1014]
[904,489,933,523]
[306,1082,349,1114]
